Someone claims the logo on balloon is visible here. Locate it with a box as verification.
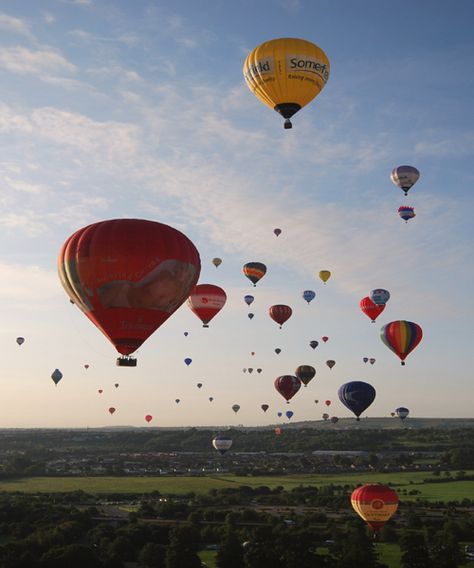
[288,56,329,82]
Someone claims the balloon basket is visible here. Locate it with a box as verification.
[116,356,137,367]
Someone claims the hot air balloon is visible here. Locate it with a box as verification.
[360,296,386,323]
[257,368,262,374]
[314,399,319,404]
[326,360,336,370]
[369,358,376,365]
[390,412,396,417]
[184,358,192,366]
[391,165,420,196]
[319,270,331,284]
[16,337,25,346]
[286,410,294,420]
[261,404,269,413]
[114,383,119,388]
[187,284,227,328]
[84,364,89,369]
[370,289,390,306]
[184,331,189,336]
[212,257,222,268]
[175,398,180,404]
[98,389,103,394]
[363,357,369,363]
[309,340,319,350]
[242,368,247,373]
[398,205,416,223]
[196,382,203,389]
[244,295,254,306]
[395,407,409,420]
[58,219,200,366]
[145,414,153,423]
[338,381,376,421]
[209,397,214,402]
[269,304,292,328]
[274,375,301,403]
[322,336,329,343]
[251,351,255,356]
[108,407,116,415]
[351,484,399,533]
[51,369,63,386]
[212,435,232,455]
[277,411,283,418]
[248,368,253,374]
[302,290,316,304]
[243,38,330,129]
[380,320,423,365]
[273,228,282,236]
[248,313,254,320]
[274,427,282,436]
[295,365,316,387]
[243,262,266,286]
[275,348,282,354]
[322,413,329,420]
[325,400,331,406]
[232,404,240,414]
[330,416,339,424]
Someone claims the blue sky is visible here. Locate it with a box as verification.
[0,0,472,427]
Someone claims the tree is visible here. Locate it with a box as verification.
[139,543,166,568]
[216,529,244,568]
[165,526,201,568]
[400,530,430,568]
[335,525,386,568]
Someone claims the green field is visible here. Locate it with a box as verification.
[0,472,471,502]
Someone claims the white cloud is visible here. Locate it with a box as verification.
[0,262,59,305]
[0,46,76,76]
[0,12,33,38]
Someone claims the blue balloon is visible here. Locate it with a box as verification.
[184,358,192,366]
[302,290,316,304]
[396,406,409,420]
[277,412,283,418]
[244,295,254,306]
[286,410,294,420]
[338,381,376,421]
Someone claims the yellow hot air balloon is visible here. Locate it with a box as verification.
[243,37,330,129]
[212,257,222,268]
[319,270,331,284]
[351,484,399,533]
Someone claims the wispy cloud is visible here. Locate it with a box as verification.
[0,46,76,76]
[0,12,33,39]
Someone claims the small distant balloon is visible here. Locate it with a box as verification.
[314,399,319,404]
[209,397,214,402]
[184,358,192,366]
[369,358,376,365]
[275,348,282,354]
[98,389,103,394]
[84,364,89,369]
[108,407,116,415]
[370,289,390,306]
[269,304,293,328]
[145,414,153,423]
[309,340,319,350]
[184,331,189,336]
[275,427,282,436]
[16,337,25,346]
[322,336,329,343]
[248,368,253,374]
[242,368,247,373]
[232,404,240,414]
[175,398,180,404]
[398,205,416,223]
[391,165,420,196]
[319,270,331,284]
[322,413,329,420]
[261,404,269,413]
[325,400,331,407]
[396,407,409,420]
[302,290,316,304]
[197,382,203,389]
[212,435,232,455]
[330,416,339,424]
[363,357,369,363]
[212,257,222,268]
[326,360,336,370]
[286,410,294,420]
[243,262,267,287]
[273,228,282,237]
[114,383,119,388]
[51,369,63,386]
[248,313,254,320]
[257,368,262,374]
[277,412,283,418]
[244,295,254,306]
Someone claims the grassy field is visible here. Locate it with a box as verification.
[0,472,472,502]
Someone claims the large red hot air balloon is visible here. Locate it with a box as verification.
[187,284,226,327]
[351,484,399,533]
[274,375,301,403]
[380,320,423,365]
[360,296,386,323]
[58,219,200,366]
[269,305,292,328]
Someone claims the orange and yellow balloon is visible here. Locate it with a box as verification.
[243,38,330,129]
[351,484,399,533]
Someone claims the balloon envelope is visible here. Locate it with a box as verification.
[187,284,226,327]
[326,360,336,370]
[16,337,25,346]
[108,407,116,415]
[380,320,423,365]
[360,296,386,322]
[212,257,222,267]
[261,404,269,412]
[243,37,330,129]
[319,270,331,283]
[58,219,201,356]
[370,289,390,306]
[302,290,316,304]
[212,435,232,455]
[51,368,63,386]
[286,410,294,420]
[244,295,254,306]
[243,262,266,286]
[396,407,409,420]
[295,365,316,386]
[391,165,420,196]
[309,340,319,350]
[273,228,282,236]
[351,484,399,532]
[269,304,293,328]
[274,375,301,402]
[398,205,416,222]
[232,404,240,413]
[338,381,376,420]
[275,348,282,354]
[145,414,153,423]
[184,358,192,366]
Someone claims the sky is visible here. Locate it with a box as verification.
[0,0,473,428]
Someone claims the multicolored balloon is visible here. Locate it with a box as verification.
[243,37,330,129]
[398,205,416,223]
[274,375,302,403]
[351,484,399,532]
[212,435,232,455]
[187,284,227,327]
[360,296,386,322]
[395,407,409,420]
[269,305,293,328]
[380,320,423,365]
[338,381,376,421]
[391,165,420,196]
[243,262,267,286]
[370,289,390,306]
[58,219,200,361]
